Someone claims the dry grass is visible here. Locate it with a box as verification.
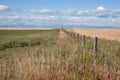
[66,28,120,41]
[0,29,120,80]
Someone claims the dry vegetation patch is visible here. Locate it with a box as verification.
[66,28,120,41]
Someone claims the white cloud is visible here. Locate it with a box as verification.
[0,15,120,27]
[30,9,61,15]
[65,9,120,18]
[7,16,20,19]
[70,17,80,21]
[46,16,58,20]
[97,6,105,11]
[1,7,120,28]
[0,5,9,12]
[30,9,51,13]
[110,19,120,23]
[28,8,120,19]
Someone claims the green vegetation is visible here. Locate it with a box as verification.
[0,29,120,80]
[0,30,57,50]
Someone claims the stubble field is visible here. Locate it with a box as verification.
[66,28,120,41]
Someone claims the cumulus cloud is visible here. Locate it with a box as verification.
[97,6,105,11]
[0,5,10,12]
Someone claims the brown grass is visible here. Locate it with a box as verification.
[66,28,120,41]
[0,29,120,80]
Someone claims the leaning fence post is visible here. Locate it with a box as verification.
[93,37,98,54]
[81,35,85,47]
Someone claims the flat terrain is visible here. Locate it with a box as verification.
[0,28,54,30]
[66,28,120,41]
[0,29,120,80]
[0,29,57,50]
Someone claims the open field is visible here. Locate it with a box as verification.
[0,29,120,80]
[0,28,54,30]
[0,29,57,50]
[66,28,120,41]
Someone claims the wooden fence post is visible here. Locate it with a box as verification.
[93,37,98,54]
[72,32,74,39]
[81,35,85,47]
[72,32,74,38]
[73,33,76,41]
[77,33,79,41]
[70,32,72,38]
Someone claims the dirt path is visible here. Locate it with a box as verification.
[58,29,67,39]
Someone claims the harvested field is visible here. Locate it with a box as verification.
[66,28,120,41]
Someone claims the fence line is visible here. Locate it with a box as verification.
[61,28,98,54]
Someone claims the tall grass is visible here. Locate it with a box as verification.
[0,29,120,80]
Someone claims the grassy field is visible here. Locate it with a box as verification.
[0,29,120,80]
[0,30,57,50]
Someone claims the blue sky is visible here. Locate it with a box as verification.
[0,0,120,28]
